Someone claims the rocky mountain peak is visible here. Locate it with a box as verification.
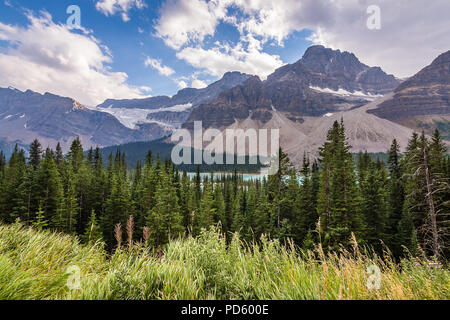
[300,45,364,76]
[369,49,450,126]
[265,45,399,95]
[395,50,450,92]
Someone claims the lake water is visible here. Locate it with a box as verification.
[185,172,268,181]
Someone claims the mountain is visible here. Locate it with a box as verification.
[96,71,252,110]
[269,45,400,94]
[368,50,450,137]
[184,45,400,130]
[0,72,252,153]
[0,88,172,152]
[92,71,252,137]
[181,46,421,164]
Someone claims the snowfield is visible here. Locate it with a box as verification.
[88,103,193,129]
[309,86,383,100]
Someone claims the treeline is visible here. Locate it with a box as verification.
[0,120,449,260]
[94,139,264,173]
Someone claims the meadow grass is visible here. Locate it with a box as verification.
[0,222,448,300]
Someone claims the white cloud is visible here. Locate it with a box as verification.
[96,0,146,22]
[305,0,450,78]
[144,56,175,76]
[0,12,149,105]
[177,80,188,89]
[156,0,450,78]
[155,0,224,50]
[139,86,152,93]
[176,39,284,79]
[191,79,207,89]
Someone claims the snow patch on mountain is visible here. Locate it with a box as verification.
[309,86,383,100]
[89,103,193,129]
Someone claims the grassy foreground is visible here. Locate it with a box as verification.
[0,222,448,300]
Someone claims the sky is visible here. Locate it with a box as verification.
[0,0,449,106]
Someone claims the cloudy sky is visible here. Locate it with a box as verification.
[0,0,449,106]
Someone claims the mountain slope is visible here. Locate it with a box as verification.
[369,50,450,119]
[0,88,172,152]
[184,46,400,130]
[192,94,416,165]
[180,46,424,164]
[92,71,252,135]
[96,71,252,110]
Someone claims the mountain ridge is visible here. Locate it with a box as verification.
[184,45,401,130]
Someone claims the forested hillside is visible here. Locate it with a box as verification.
[94,139,263,173]
[0,120,449,261]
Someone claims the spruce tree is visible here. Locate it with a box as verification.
[317,120,363,250]
[33,205,48,231]
[36,150,64,230]
[193,182,214,236]
[83,210,103,244]
[295,154,317,244]
[361,162,388,253]
[28,139,42,170]
[386,139,406,257]
[145,169,183,246]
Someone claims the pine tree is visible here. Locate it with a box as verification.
[67,137,84,173]
[28,139,42,170]
[0,151,5,187]
[357,151,370,184]
[193,182,215,236]
[274,148,295,229]
[0,146,27,223]
[62,163,78,234]
[145,169,183,246]
[179,171,194,230]
[36,150,64,230]
[361,162,388,253]
[54,142,64,173]
[317,120,363,250]
[212,183,227,233]
[33,205,48,231]
[103,165,131,248]
[295,154,317,244]
[231,189,245,235]
[253,188,271,239]
[90,148,106,223]
[386,139,406,257]
[83,210,103,244]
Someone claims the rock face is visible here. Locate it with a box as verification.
[96,71,252,110]
[184,45,400,130]
[0,88,172,152]
[271,45,400,94]
[369,50,450,121]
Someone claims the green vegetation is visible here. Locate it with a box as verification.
[0,120,449,300]
[94,138,264,173]
[0,222,448,300]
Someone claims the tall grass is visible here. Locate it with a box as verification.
[0,222,448,300]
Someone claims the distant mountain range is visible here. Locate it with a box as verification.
[182,46,448,164]
[0,45,448,164]
[184,45,400,130]
[368,50,450,138]
[0,88,172,153]
[0,72,251,153]
[97,71,251,110]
